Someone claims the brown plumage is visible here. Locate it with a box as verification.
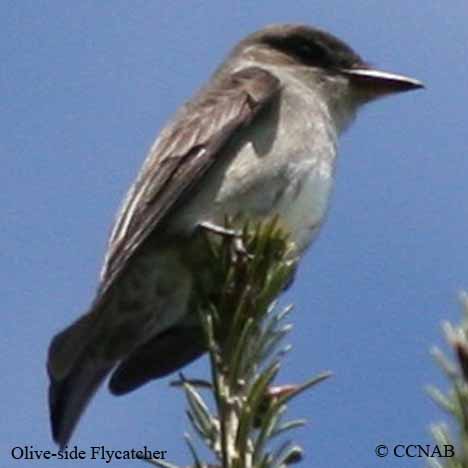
[47,65,281,448]
[47,23,422,448]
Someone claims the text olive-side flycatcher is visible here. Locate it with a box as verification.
[47,24,423,447]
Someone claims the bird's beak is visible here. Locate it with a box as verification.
[342,67,424,98]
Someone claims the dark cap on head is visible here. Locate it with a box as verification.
[238,24,366,70]
[235,24,423,95]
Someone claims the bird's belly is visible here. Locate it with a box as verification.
[199,157,334,254]
[275,162,333,252]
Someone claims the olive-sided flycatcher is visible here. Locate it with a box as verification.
[47,24,423,447]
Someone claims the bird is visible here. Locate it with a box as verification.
[47,23,423,448]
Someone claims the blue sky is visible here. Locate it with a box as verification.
[2,2,468,467]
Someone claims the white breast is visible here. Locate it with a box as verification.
[172,66,341,254]
[275,158,334,253]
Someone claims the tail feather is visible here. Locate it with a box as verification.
[109,326,205,396]
[47,311,113,448]
[49,356,113,449]
[48,317,205,445]
[48,313,97,380]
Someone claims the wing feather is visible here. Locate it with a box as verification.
[98,67,281,298]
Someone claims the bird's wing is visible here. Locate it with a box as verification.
[98,66,281,297]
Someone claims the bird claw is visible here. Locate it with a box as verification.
[233,236,253,260]
[199,221,252,260]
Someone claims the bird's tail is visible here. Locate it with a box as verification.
[47,313,114,449]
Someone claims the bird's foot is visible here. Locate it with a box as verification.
[199,221,252,260]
